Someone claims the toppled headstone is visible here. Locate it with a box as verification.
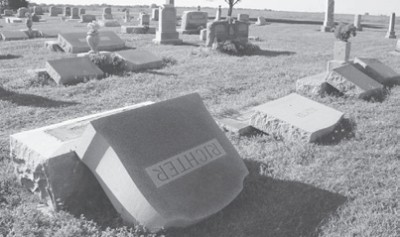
[353,57,400,86]
[46,57,104,85]
[326,64,384,99]
[296,72,333,95]
[44,40,63,52]
[153,4,182,44]
[57,31,125,53]
[75,93,248,230]
[0,30,28,40]
[180,11,208,34]
[250,93,344,143]
[115,49,163,71]
[10,102,153,215]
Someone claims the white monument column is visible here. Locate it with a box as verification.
[321,0,335,32]
[386,13,397,39]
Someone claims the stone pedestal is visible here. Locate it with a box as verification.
[153,5,182,45]
[151,8,159,21]
[215,6,222,21]
[200,29,207,41]
[333,41,350,62]
[354,14,362,31]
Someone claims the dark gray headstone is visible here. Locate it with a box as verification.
[353,57,400,86]
[46,57,104,85]
[115,49,163,71]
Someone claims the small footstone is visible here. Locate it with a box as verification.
[115,49,163,71]
[46,57,104,85]
[250,93,344,143]
[75,93,249,230]
[353,57,400,86]
[326,64,385,100]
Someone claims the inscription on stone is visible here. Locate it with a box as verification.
[146,139,226,188]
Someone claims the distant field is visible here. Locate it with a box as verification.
[0,6,399,237]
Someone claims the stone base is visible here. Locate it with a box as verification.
[121,25,156,34]
[321,25,333,32]
[10,102,153,215]
[327,60,348,71]
[296,72,330,96]
[385,31,396,39]
[153,31,183,45]
[333,41,351,62]
[44,41,64,52]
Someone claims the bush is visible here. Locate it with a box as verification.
[214,40,261,56]
[89,53,126,76]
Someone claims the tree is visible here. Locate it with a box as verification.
[1,0,29,11]
[224,0,241,17]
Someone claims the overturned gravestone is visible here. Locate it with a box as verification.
[179,11,208,34]
[215,110,256,136]
[250,93,344,143]
[75,93,249,230]
[46,57,104,85]
[115,49,163,71]
[57,31,125,53]
[10,102,153,216]
[326,64,384,100]
[353,57,400,86]
[296,72,338,96]
[0,30,29,40]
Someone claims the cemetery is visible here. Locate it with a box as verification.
[0,1,399,236]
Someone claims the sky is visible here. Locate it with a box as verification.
[31,0,398,16]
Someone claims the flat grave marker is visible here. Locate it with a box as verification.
[353,57,400,86]
[115,49,163,71]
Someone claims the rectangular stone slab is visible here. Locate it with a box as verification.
[327,64,384,99]
[57,31,125,53]
[250,93,344,142]
[353,57,400,86]
[0,30,28,40]
[115,49,163,71]
[10,102,154,213]
[46,57,104,85]
[75,93,249,230]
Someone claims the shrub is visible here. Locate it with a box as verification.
[214,39,261,56]
[89,53,126,76]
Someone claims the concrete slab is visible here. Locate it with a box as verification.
[115,49,163,71]
[75,93,248,230]
[58,31,125,53]
[250,93,344,142]
[353,57,400,86]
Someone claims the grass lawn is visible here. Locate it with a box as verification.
[0,6,399,237]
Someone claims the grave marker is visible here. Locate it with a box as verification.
[180,11,208,34]
[215,6,222,21]
[139,12,150,26]
[4,10,13,16]
[115,49,163,71]
[326,64,384,99]
[151,8,159,21]
[153,4,182,44]
[0,30,28,41]
[237,13,249,22]
[80,14,96,23]
[321,0,335,32]
[385,13,396,39]
[255,16,267,26]
[57,31,125,53]
[46,57,104,85]
[353,57,400,86]
[33,6,43,15]
[250,93,344,142]
[64,7,71,17]
[71,7,79,19]
[75,93,248,229]
[354,14,362,31]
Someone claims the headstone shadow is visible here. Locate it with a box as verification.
[0,87,78,108]
[146,70,178,77]
[168,159,347,237]
[253,49,296,57]
[315,118,356,145]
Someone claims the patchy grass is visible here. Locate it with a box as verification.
[0,7,399,237]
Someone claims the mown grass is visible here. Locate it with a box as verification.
[1,7,400,237]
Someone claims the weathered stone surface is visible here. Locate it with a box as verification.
[79,8,86,15]
[151,8,159,21]
[75,93,248,230]
[250,93,344,143]
[40,30,59,38]
[64,7,71,17]
[333,41,350,62]
[179,11,208,34]
[121,26,156,34]
[46,57,104,85]
[5,17,23,23]
[80,14,96,23]
[71,7,79,19]
[327,60,348,71]
[98,20,121,27]
[4,10,13,16]
[296,72,331,95]
[115,49,163,71]
[255,16,267,26]
[354,14,362,31]
[57,31,125,53]
[353,57,400,86]
[10,102,153,214]
[326,64,385,99]
[0,30,28,40]
[237,13,249,22]
[49,7,60,16]
[215,110,256,136]
[139,12,150,26]
[200,28,207,41]
[44,40,63,52]
[205,20,249,47]
[153,4,182,45]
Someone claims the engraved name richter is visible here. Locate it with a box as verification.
[145,139,226,188]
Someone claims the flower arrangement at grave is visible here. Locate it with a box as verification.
[334,23,357,42]
[86,21,101,54]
